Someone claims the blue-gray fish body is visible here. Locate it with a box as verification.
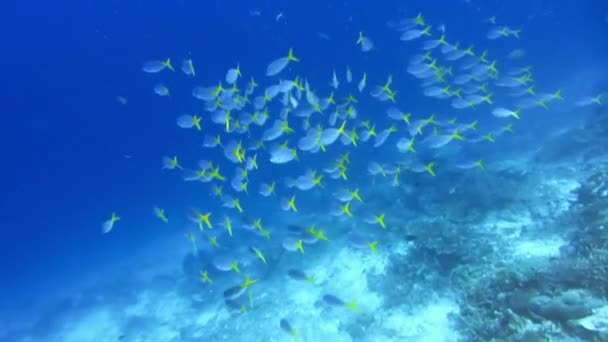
[223,285,246,300]
[287,269,308,281]
[322,294,345,306]
[280,318,293,333]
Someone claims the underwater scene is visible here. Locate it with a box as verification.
[2,0,608,341]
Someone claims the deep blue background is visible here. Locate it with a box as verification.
[0,0,606,308]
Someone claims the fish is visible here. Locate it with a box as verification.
[161,156,183,170]
[142,58,174,73]
[213,256,240,272]
[153,84,170,96]
[356,32,374,52]
[224,297,248,313]
[280,195,297,212]
[287,269,314,282]
[422,34,447,50]
[455,159,484,170]
[249,247,267,264]
[322,294,358,310]
[400,26,432,41]
[281,237,303,252]
[492,107,521,119]
[181,58,195,76]
[348,233,375,249]
[176,114,202,130]
[266,48,299,76]
[367,161,386,176]
[287,225,306,234]
[153,206,168,223]
[270,146,297,164]
[199,270,212,284]
[506,49,526,59]
[330,69,339,89]
[373,127,396,147]
[486,26,521,40]
[358,73,367,92]
[404,234,417,242]
[259,182,276,197]
[223,285,247,300]
[346,65,352,83]
[363,213,387,229]
[575,95,602,107]
[225,65,241,84]
[280,318,297,337]
[317,32,331,40]
[102,213,120,234]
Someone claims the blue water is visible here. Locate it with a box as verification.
[1,0,608,341]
